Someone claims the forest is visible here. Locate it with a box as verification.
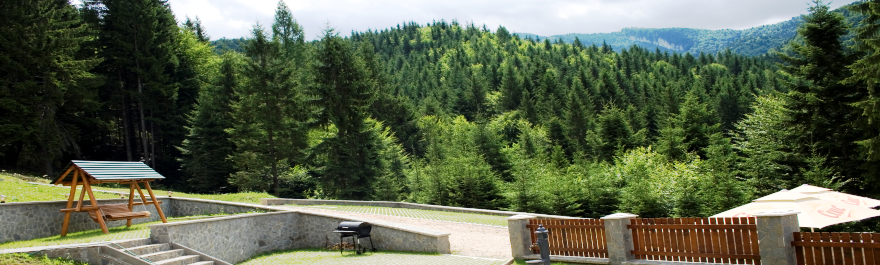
[2,0,880,224]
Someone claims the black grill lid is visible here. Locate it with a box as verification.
[334,221,372,237]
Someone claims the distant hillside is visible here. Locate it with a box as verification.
[517,4,862,56]
[211,37,247,54]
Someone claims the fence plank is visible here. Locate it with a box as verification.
[853,233,864,265]
[805,232,816,265]
[865,233,880,265]
[831,233,844,265]
[796,232,805,265]
[671,218,681,262]
[575,219,586,257]
[823,233,835,265]
[842,233,855,265]
[698,218,709,263]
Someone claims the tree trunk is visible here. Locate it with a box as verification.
[121,72,133,161]
[269,128,279,197]
[135,56,149,166]
[150,111,156,168]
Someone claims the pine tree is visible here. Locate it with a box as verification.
[312,27,380,199]
[0,0,101,174]
[229,24,308,196]
[778,0,862,186]
[179,52,241,193]
[88,0,180,177]
[847,0,880,194]
[183,16,209,42]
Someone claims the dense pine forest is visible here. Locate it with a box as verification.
[3,0,880,225]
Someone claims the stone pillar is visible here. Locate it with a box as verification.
[755,210,800,265]
[508,214,537,259]
[602,213,639,265]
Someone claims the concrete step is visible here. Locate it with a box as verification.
[188,261,215,265]
[140,249,184,262]
[126,243,171,255]
[154,255,200,265]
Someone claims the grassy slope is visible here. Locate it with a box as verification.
[0,253,86,265]
[0,173,274,204]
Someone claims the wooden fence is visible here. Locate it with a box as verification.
[527,218,607,258]
[628,217,760,265]
[793,232,880,265]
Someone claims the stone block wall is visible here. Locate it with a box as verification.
[0,197,276,244]
[293,210,451,254]
[150,212,298,264]
[0,198,171,243]
[170,197,276,217]
[149,210,452,264]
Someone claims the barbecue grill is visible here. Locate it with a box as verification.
[333,221,376,255]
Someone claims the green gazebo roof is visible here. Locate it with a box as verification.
[53,160,164,184]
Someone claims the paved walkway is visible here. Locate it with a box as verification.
[279,206,513,260]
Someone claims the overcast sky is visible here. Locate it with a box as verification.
[75,0,861,40]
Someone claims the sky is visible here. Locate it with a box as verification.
[75,0,861,40]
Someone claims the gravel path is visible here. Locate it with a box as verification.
[279,206,512,259]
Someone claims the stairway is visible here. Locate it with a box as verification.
[104,240,220,265]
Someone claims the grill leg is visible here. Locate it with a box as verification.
[369,237,376,252]
[340,235,343,255]
[355,235,361,255]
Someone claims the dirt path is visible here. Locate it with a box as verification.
[278,206,512,259]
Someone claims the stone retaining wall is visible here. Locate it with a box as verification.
[261,198,576,219]
[0,198,171,243]
[149,210,451,264]
[170,197,276,217]
[150,212,298,264]
[0,197,276,244]
[293,210,451,254]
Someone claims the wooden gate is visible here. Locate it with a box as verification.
[629,217,760,265]
[793,232,880,265]
[527,218,607,258]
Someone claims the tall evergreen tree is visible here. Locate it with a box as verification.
[312,27,380,199]
[229,23,308,196]
[179,52,240,193]
[847,0,880,194]
[87,0,180,177]
[0,0,101,174]
[777,0,862,187]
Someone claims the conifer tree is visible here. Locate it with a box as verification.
[229,24,307,196]
[778,0,862,185]
[180,52,241,193]
[0,0,100,174]
[847,0,880,193]
[312,27,380,199]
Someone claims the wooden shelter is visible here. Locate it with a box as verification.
[52,160,168,236]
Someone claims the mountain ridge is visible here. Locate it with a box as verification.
[514,4,860,56]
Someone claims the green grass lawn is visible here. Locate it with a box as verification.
[0,253,87,265]
[289,205,509,227]
[0,173,274,204]
[239,248,505,265]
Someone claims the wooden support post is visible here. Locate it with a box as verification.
[76,172,86,212]
[144,182,167,223]
[134,182,148,205]
[60,167,79,237]
[127,182,135,227]
[82,170,109,234]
